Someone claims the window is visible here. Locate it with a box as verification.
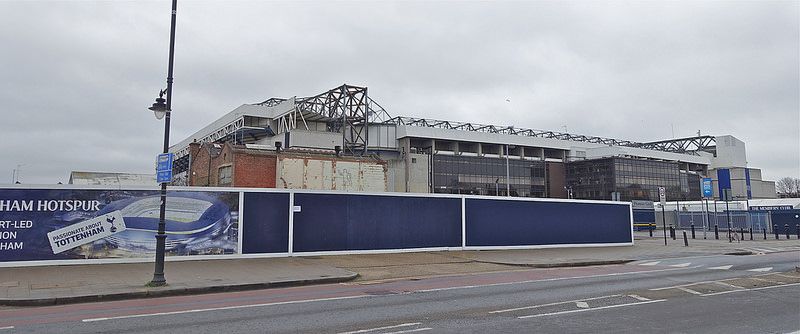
[218,165,232,185]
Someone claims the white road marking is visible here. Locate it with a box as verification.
[383,328,432,334]
[338,323,421,334]
[700,282,800,297]
[82,294,370,322]
[708,265,733,270]
[0,326,14,330]
[748,277,786,285]
[518,300,666,319]
[747,267,773,272]
[774,274,800,279]
[490,295,621,313]
[83,266,699,323]
[677,287,703,295]
[628,294,650,301]
[669,263,692,268]
[650,281,714,291]
[575,301,589,308]
[419,266,701,295]
[713,281,745,290]
[638,261,660,266]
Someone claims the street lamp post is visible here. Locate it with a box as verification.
[148,0,177,287]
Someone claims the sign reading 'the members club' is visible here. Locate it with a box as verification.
[47,210,127,254]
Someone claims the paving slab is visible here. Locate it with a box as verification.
[0,258,357,306]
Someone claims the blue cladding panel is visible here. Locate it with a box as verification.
[745,168,752,199]
[293,194,462,252]
[242,192,290,254]
[633,209,656,224]
[717,169,731,199]
[465,199,632,246]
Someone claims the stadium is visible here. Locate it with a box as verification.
[169,84,776,203]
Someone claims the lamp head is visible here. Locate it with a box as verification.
[148,90,169,119]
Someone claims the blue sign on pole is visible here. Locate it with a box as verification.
[701,178,713,198]
[156,153,173,172]
[157,170,173,184]
[156,153,173,184]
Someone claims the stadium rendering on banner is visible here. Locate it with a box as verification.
[170,84,776,203]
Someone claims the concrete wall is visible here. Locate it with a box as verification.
[277,156,387,192]
[712,135,747,169]
[710,166,777,200]
[386,156,428,193]
[285,129,341,151]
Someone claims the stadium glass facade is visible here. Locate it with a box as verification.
[432,155,546,197]
[566,157,702,201]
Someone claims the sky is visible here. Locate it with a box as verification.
[0,0,798,184]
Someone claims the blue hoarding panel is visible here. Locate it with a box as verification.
[465,199,631,246]
[293,194,461,252]
[242,192,289,254]
[717,169,731,199]
[768,210,800,227]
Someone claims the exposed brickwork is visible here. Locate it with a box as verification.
[233,151,276,188]
[189,143,272,187]
[188,143,389,189]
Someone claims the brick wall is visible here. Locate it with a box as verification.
[189,142,277,188]
[233,152,276,188]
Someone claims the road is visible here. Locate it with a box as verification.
[2,251,798,333]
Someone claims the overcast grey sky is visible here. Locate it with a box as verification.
[0,0,797,184]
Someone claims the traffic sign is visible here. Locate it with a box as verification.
[157,170,172,184]
[701,178,713,198]
[156,153,173,172]
[658,186,666,205]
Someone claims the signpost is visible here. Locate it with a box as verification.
[156,153,173,184]
[723,188,732,242]
[659,186,667,245]
[701,178,713,239]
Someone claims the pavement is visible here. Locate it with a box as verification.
[1,231,798,306]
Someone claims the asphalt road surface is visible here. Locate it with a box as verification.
[2,251,799,334]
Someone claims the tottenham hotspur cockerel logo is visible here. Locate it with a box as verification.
[106,215,117,233]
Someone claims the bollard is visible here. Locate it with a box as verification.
[740,227,745,241]
[683,231,689,247]
[786,224,791,240]
[774,224,779,239]
[691,224,696,239]
[715,224,719,240]
[749,227,753,241]
[796,224,799,239]
[763,227,767,240]
[670,225,676,240]
[649,224,653,237]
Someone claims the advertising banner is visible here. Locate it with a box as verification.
[0,188,239,262]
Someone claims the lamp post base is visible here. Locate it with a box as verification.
[149,233,168,287]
